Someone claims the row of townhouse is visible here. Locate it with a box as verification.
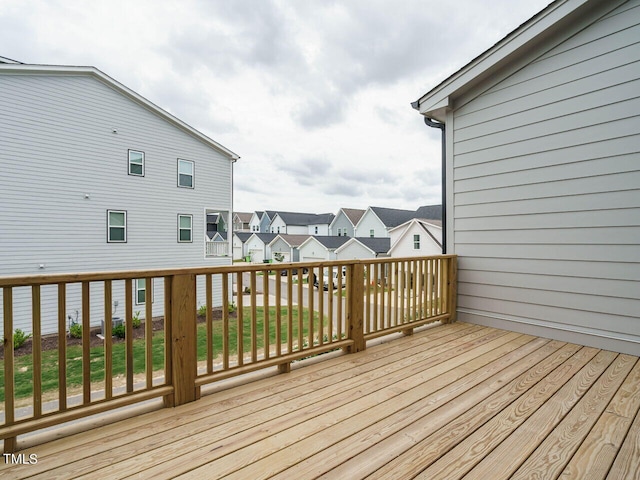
[235,204,442,238]
[232,214,443,264]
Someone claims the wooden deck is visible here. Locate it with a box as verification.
[1,322,639,479]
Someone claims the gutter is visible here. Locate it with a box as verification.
[412,101,447,254]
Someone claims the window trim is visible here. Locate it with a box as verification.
[413,234,421,250]
[135,278,153,305]
[177,159,195,188]
[107,210,127,243]
[178,214,193,243]
[128,149,145,177]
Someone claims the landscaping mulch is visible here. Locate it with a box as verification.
[1,308,233,360]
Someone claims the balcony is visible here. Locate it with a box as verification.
[205,240,229,257]
[1,256,638,478]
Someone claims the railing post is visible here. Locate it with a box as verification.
[347,263,365,353]
[446,256,458,323]
[167,273,198,406]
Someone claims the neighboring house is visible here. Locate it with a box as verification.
[355,206,418,238]
[259,211,278,233]
[414,205,442,222]
[0,60,239,335]
[388,219,442,257]
[298,236,351,262]
[330,208,366,237]
[232,232,252,261]
[206,213,227,239]
[335,237,391,260]
[269,212,335,235]
[269,234,310,263]
[232,212,252,232]
[248,211,263,232]
[244,233,277,263]
[412,0,640,354]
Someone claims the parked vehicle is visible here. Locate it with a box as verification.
[322,267,346,291]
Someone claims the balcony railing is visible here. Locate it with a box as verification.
[0,255,456,451]
[205,241,228,257]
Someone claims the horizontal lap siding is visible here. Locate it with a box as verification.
[0,74,231,334]
[451,0,640,354]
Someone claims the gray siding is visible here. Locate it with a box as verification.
[0,73,233,334]
[451,0,640,354]
[331,212,355,237]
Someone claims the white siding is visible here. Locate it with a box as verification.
[0,73,233,334]
[450,0,640,354]
[336,242,375,260]
[355,210,387,238]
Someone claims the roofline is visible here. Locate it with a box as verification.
[412,0,595,120]
[0,63,240,161]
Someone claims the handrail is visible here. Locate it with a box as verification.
[0,254,457,451]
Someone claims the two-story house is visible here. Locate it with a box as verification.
[329,208,366,237]
[0,60,239,335]
[269,212,335,235]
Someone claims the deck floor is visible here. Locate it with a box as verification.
[1,322,639,479]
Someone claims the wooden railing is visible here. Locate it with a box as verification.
[0,255,456,451]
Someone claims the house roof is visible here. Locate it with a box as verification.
[306,236,351,250]
[369,207,418,229]
[0,63,240,161]
[336,237,391,256]
[234,232,252,243]
[269,234,311,248]
[233,212,253,223]
[340,208,366,226]
[275,212,335,226]
[414,205,442,221]
[412,0,595,121]
[355,237,391,254]
[249,233,277,244]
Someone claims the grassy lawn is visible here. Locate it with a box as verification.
[1,306,324,402]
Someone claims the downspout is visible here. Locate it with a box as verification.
[422,116,447,255]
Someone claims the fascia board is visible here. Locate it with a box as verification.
[415,0,587,117]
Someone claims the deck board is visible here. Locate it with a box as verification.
[1,322,638,480]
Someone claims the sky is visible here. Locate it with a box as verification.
[1,0,551,215]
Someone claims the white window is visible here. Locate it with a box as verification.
[314,226,318,234]
[370,229,375,238]
[178,214,193,242]
[413,234,420,249]
[177,159,194,188]
[107,210,126,242]
[135,278,153,305]
[128,150,144,176]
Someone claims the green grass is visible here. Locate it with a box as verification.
[1,306,324,401]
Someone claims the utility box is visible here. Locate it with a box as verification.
[101,317,123,337]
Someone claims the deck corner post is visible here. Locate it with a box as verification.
[168,273,198,406]
[347,263,366,353]
[446,256,458,323]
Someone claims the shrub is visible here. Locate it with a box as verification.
[197,304,207,317]
[112,324,126,339]
[69,322,82,339]
[13,329,32,349]
[228,302,237,313]
[132,311,141,329]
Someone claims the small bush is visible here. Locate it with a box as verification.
[132,311,141,329]
[197,304,207,317]
[112,324,126,339]
[228,302,237,313]
[69,323,82,339]
[13,329,32,349]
